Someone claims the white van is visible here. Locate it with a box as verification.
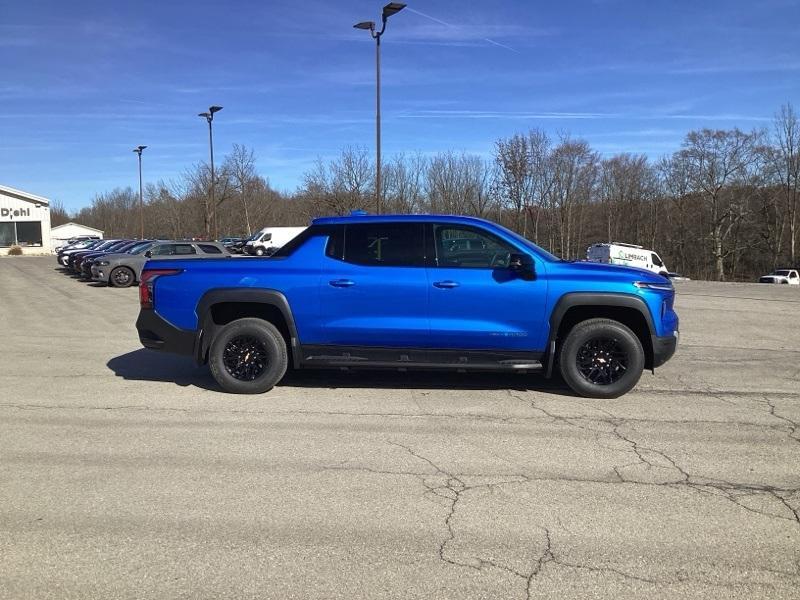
[586,242,668,276]
[243,227,307,256]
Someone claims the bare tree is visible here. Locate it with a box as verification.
[547,137,598,258]
[494,133,535,233]
[224,144,258,236]
[773,103,800,265]
[679,128,761,280]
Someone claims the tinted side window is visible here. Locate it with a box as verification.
[344,223,425,267]
[175,244,197,255]
[325,225,345,260]
[652,253,663,267]
[151,244,175,256]
[434,225,515,268]
[198,244,223,254]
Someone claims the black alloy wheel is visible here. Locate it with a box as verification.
[222,335,269,381]
[575,337,629,385]
[208,318,288,394]
[558,318,645,399]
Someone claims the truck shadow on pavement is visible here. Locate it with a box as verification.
[107,348,574,394]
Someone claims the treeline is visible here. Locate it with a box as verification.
[57,104,799,282]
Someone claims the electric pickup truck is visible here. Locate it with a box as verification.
[136,215,679,398]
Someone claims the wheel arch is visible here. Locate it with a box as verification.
[547,293,656,372]
[195,288,300,368]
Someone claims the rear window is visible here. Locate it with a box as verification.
[152,243,197,256]
[175,244,196,255]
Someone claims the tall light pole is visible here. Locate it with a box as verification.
[198,105,223,239]
[354,2,406,214]
[132,145,147,239]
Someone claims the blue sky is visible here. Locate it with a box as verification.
[1,0,798,211]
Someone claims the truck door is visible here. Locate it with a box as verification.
[314,222,430,347]
[426,222,548,352]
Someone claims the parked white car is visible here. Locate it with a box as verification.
[586,242,668,276]
[243,227,307,256]
[758,269,800,284]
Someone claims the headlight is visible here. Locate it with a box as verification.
[634,281,673,292]
[97,261,110,266]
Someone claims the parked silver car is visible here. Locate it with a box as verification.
[91,241,230,287]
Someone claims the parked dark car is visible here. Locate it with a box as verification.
[221,237,246,254]
[57,239,105,266]
[65,240,123,270]
[72,240,133,274]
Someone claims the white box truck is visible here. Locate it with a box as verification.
[243,227,307,256]
[587,242,668,276]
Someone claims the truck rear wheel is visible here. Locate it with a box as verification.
[558,318,644,399]
[208,318,288,393]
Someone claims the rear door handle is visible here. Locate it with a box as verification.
[329,279,356,288]
[433,280,460,289]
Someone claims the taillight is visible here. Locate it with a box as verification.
[139,269,182,309]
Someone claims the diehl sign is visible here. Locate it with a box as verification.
[1,207,31,220]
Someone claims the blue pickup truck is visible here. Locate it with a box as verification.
[136,214,678,398]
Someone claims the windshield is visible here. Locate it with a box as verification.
[246,231,262,242]
[493,223,563,262]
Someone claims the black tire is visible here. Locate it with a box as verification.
[255,247,265,256]
[558,318,644,399]
[208,318,288,393]
[109,266,135,288]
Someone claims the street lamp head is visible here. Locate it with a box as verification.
[198,112,211,118]
[354,20,375,30]
[209,105,223,114]
[137,145,147,151]
[382,2,406,19]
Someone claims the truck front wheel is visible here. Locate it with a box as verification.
[208,318,288,393]
[558,318,644,399]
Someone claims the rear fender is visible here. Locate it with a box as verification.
[195,288,300,368]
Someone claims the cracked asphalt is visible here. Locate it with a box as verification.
[1,257,799,599]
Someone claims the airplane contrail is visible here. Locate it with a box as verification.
[405,7,520,53]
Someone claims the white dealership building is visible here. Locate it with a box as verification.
[0,184,52,255]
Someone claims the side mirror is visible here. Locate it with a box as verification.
[144,250,152,258]
[509,253,535,280]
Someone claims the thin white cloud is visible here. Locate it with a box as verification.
[398,110,619,120]
[395,109,772,122]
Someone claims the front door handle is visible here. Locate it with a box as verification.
[433,280,460,289]
[329,279,356,288]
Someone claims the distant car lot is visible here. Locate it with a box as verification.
[1,257,798,600]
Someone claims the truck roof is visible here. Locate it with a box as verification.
[312,214,497,227]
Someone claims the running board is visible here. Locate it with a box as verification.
[300,345,544,372]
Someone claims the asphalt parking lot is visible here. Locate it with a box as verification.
[1,256,799,599]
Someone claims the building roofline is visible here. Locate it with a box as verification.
[51,222,105,234]
[0,184,50,206]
